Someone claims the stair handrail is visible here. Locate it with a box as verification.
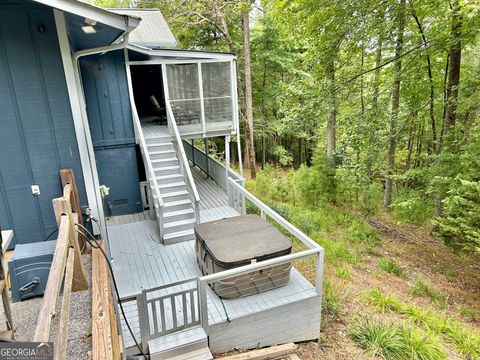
[166,101,201,223]
[130,99,165,234]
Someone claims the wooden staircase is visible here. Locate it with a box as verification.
[145,134,196,244]
[148,326,212,360]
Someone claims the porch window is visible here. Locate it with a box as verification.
[165,61,235,135]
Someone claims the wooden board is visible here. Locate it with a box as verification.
[1,231,13,254]
[216,343,297,360]
[92,242,121,360]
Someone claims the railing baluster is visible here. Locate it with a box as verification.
[182,293,188,326]
[159,298,166,333]
[171,295,177,330]
[190,290,196,323]
[151,300,158,335]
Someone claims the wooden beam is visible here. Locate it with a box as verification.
[92,242,121,360]
[69,213,88,292]
[0,229,13,332]
[216,344,297,360]
[34,215,70,342]
[54,247,75,360]
[60,169,86,252]
[53,197,88,292]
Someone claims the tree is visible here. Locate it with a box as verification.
[384,0,406,210]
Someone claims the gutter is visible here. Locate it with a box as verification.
[70,19,136,240]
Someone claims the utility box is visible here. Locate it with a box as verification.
[8,240,57,302]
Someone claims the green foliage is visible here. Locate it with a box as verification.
[434,178,480,253]
[391,191,434,225]
[456,305,478,322]
[411,280,447,309]
[366,288,403,313]
[336,264,352,281]
[378,258,405,277]
[368,288,480,359]
[350,317,447,360]
[343,221,381,246]
[323,281,341,319]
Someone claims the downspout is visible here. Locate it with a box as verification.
[70,27,134,241]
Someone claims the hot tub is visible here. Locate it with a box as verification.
[195,215,292,299]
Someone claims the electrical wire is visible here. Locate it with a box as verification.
[42,228,58,242]
[74,223,150,360]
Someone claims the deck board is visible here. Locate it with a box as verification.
[108,219,318,353]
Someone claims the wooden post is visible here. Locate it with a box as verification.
[53,194,88,292]
[54,247,75,360]
[60,169,86,252]
[92,242,121,360]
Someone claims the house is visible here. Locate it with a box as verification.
[0,0,324,358]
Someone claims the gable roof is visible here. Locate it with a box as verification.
[110,8,177,48]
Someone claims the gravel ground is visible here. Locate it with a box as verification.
[0,254,92,360]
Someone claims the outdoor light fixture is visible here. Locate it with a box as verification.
[82,18,97,34]
[81,25,96,34]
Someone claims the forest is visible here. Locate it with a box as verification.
[95,0,480,358]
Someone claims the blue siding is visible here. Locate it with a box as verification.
[80,51,142,216]
[0,4,87,246]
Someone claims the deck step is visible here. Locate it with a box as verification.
[163,190,190,202]
[146,136,171,145]
[157,174,184,185]
[152,157,179,168]
[159,181,188,194]
[163,347,213,360]
[163,229,195,244]
[154,165,181,176]
[149,326,208,360]
[150,149,177,160]
[148,143,174,152]
[164,199,193,212]
[164,208,195,221]
[164,218,196,234]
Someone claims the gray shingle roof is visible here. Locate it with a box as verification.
[110,8,177,47]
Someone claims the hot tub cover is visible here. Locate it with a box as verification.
[194,214,292,268]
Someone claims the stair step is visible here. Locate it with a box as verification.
[146,135,171,144]
[163,347,213,360]
[149,326,207,360]
[164,208,195,221]
[164,199,193,212]
[164,218,196,234]
[148,143,174,152]
[150,149,176,160]
[163,229,195,244]
[159,182,188,194]
[152,157,179,168]
[157,174,184,185]
[154,165,181,176]
[163,190,190,202]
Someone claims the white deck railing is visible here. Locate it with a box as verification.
[166,101,201,223]
[129,86,165,237]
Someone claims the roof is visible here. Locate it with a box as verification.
[31,0,140,31]
[110,8,177,47]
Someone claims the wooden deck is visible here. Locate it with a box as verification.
[108,219,320,354]
[106,126,321,355]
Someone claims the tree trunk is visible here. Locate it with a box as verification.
[242,10,256,179]
[443,0,463,143]
[326,57,336,167]
[384,0,406,209]
[411,6,437,152]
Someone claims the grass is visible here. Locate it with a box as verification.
[411,279,448,308]
[366,288,480,359]
[456,305,478,322]
[366,288,403,313]
[378,257,405,277]
[323,280,342,320]
[336,264,352,281]
[350,317,447,360]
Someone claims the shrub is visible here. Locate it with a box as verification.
[392,190,434,225]
[411,279,447,309]
[366,288,403,313]
[378,257,405,277]
[343,221,381,246]
[434,178,480,253]
[351,318,407,359]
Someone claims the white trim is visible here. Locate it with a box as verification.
[54,9,105,236]
[128,58,234,65]
[35,0,140,31]
[127,44,236,60]
[197,63,206,135]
